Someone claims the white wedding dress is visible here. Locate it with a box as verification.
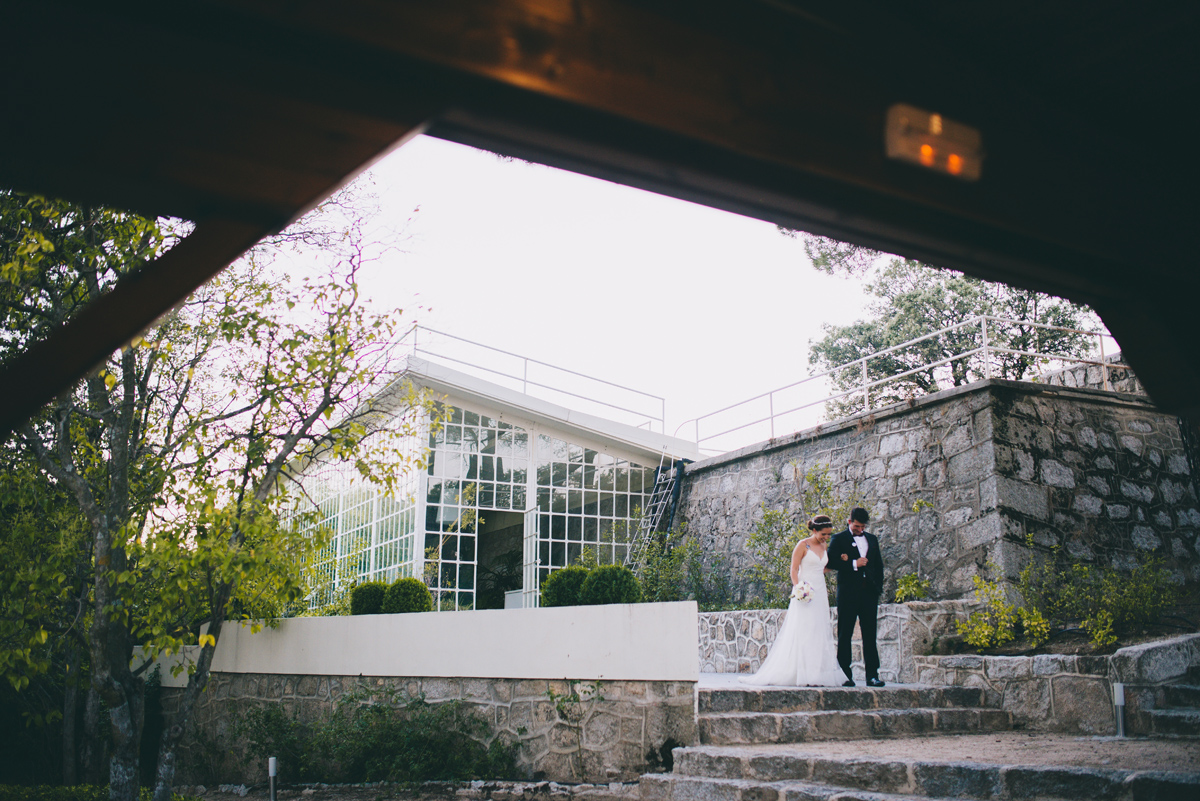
[741,548,846,687]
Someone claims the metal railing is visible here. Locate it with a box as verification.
[675,315,1125,453]
[396,324,667,433]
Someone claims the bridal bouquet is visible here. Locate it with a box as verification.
[790,581,815,603]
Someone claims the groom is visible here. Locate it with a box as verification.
[829,507,885,687]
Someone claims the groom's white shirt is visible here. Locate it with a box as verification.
[852,534,868,570]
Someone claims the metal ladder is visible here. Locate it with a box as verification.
[625,457,685,575]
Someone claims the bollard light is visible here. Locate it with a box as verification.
[1113,682,1125,738]
[268,756,277,801]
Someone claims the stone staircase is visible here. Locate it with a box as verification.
[698,685,1013,745]
[640,682,1194,801]
[639,745,1199,801]
[1140,682,1200,736]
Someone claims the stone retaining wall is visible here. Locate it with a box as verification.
[1043,352,1144,396]
[676,379,1198,603]
[164,673,696,785]
[911,633,1200,735]
[698,602,972,684]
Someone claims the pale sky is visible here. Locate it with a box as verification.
[351,134,873,448]
[335,134,1115,454]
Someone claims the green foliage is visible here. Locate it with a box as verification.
[231,705,311,782]
[894,573,931,603]
[349,581,388,615]
[1018,606,1052,648]
[381,578,433,614]
[798,235,1100,417]
[743,463,863,608]
[475,549,522,610]
[580,565,643,605]
[232,687,517,783]
[637,526,697,603]
[1017,542,1178,648]
[956,567,1017,649]
[0,789,199,801]
[0,185,435,798]
[744,509,798,609]
[541,565,590,607]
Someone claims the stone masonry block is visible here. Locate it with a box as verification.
[994,477,1049,520]
[1039,460,1076,488]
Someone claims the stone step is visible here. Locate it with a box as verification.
[648,748,1200,801]
[699,708,1013,745]
[699,686,991,715]
[1161,684,1200,709]
[1147,708,1200,736]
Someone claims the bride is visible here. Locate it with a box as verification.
[741,515,846,687]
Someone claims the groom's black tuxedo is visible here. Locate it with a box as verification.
[828,528,883,682]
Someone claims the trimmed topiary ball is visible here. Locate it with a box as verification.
[580,564,643,605]
[540,565,590,607]
[350,580,389,615]
[382,577,434,613]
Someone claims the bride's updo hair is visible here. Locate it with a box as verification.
[807,515,833,532]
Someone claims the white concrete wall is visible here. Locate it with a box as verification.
[152,601,698,687]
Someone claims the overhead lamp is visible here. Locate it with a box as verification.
[885,103,983,181]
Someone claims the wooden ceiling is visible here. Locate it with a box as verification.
[2,0,1198,437]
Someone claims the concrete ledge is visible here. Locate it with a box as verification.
[151,601,699,686]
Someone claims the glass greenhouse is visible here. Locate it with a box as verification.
[293,356,698,611]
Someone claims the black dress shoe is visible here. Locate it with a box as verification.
[867,677,885,687]
[842,679,855,687]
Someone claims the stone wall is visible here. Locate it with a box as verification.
[676,379,1199,602]
[698,602,971,684]
[911,633,1200,735]
[164,673,696,785]
[1042,352,1144,396]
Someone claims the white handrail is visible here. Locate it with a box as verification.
[397,324,667,432]
[676,315,1126,449]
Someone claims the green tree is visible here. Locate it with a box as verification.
[0,188,432,801]
[790,233,1101,415]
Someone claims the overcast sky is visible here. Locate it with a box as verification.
[345,134,876,448]
[332,135,1117,454]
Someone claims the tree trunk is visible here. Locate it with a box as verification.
[82,684,104,785]
[105,673,144,801]
[152,613,227,801]
[62,642,81,785]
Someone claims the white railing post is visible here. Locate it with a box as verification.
[769,392,775,439]
[1099,334,1111,392]
[981,316,992,379]
[861,358,870,413]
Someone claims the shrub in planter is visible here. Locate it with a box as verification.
[350,581,388,615]
[541,565,590,607]
[382,577,434,613]
[580,564,643,605]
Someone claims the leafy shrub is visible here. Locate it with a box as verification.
[232,704,313,781]
[0,789,199,801]
[541,565,590,607]
[230,688,517,783]
[580,564,643,605]
[350,581,388,615]
[1018,538,1179,648]
[956,567,1017,649]
[894,573,931,603]
[382,577,433,614]
[315,691,516,782]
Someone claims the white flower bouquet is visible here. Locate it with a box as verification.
[790,581,815,603]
